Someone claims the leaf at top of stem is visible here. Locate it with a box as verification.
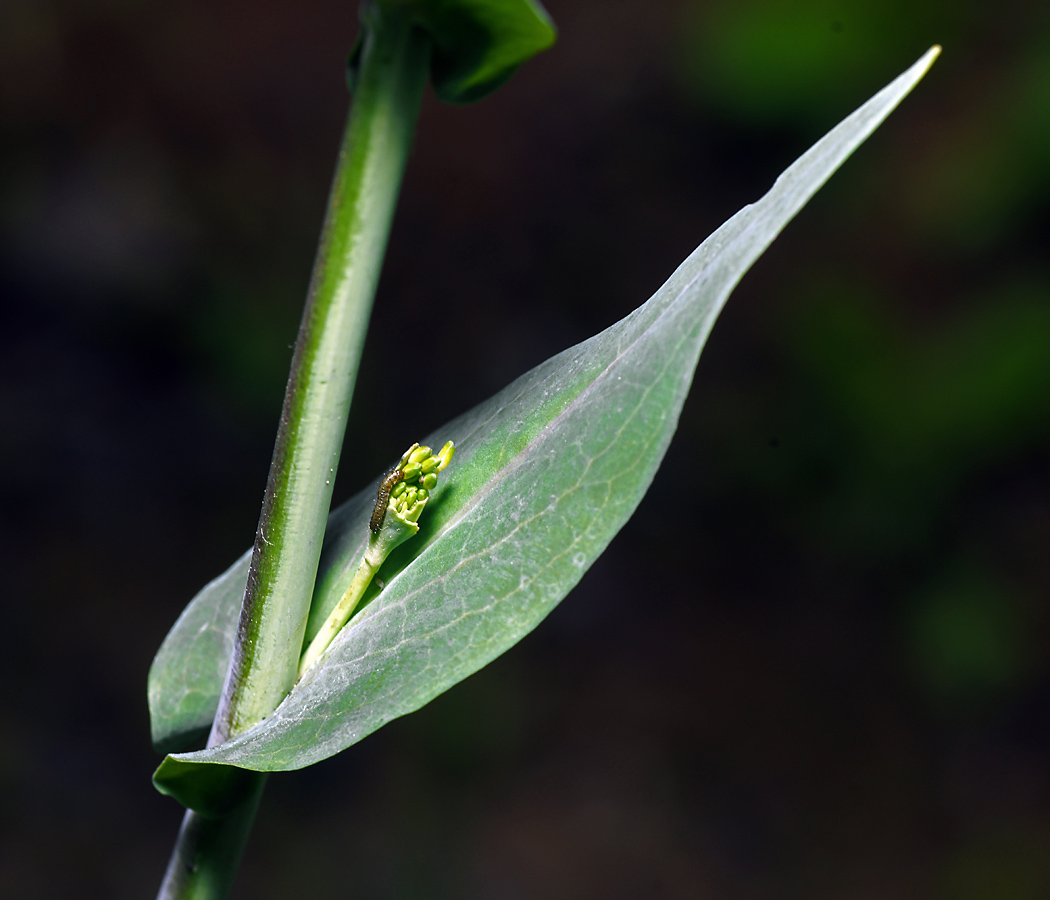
[150,47,940,815]
[367,0,556,103]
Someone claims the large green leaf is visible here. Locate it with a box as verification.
[152,48,939,809]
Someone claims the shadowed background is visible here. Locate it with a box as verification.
[2,0,1049,897]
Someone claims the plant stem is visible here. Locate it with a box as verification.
[156,775,267,900]
[299,535,384,677]
[210,6,432,747]
[297,509,416,679]
[157,7,431,898]
[298,440,454,678]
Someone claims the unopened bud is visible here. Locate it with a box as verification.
[408,445,432,465]
[433,441,455,472]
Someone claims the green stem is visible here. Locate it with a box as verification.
[157,775,267,900]
[211,7,432,746]
[299,536,384,677]
[157,7,431,899]
[298,509,417,677]
[298,440,455,678]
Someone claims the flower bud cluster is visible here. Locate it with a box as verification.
[388,441,455,525]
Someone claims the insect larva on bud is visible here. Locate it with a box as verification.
[369,467,405,534]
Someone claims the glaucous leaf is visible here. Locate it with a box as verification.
[148,550,249,754]
[153,48,939,811]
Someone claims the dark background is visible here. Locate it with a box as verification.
[3,0,1050,897]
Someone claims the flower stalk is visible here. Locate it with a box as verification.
[298,441,454,678]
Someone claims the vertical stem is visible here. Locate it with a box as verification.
[157,775,267,900]
[157,7,431,899]
[212,7,432,746]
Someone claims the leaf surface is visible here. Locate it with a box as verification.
[152,48,939,805]
[148,551,249,753]
[364,0,557,103]
[417,0,557,103]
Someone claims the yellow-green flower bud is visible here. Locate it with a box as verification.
[396,442,419,469]
[434,441,455,472]
[408,445,432,465]
[300,438,457,679]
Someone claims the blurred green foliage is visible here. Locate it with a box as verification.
[909,563,1032,714]
[783,280,1050,552]
[680,0,936,124]
[675,1,1050,739]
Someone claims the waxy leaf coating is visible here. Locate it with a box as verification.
[151,48,940,812]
